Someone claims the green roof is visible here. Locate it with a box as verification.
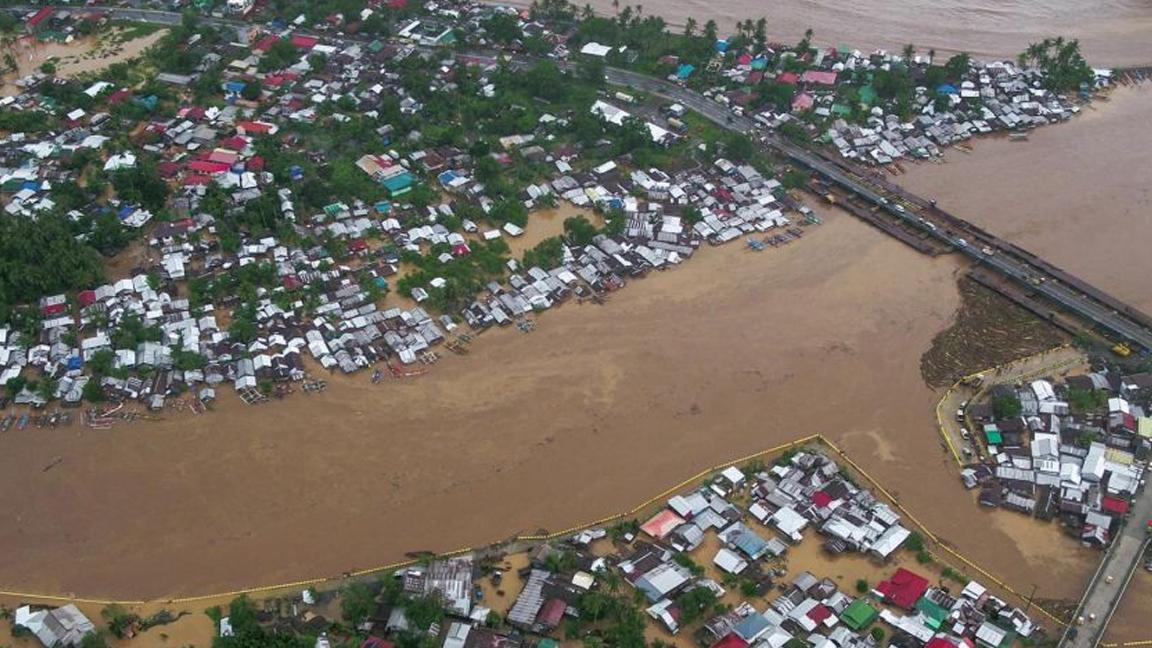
[538,640,558,648]
[831,103,852,116]
[382,172,415,195]
[840,599,878,630]
[858,85,878,104]
[984,424,1002,445]
[915,597,948,629]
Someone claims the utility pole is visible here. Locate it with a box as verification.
[1023,583,1038,615]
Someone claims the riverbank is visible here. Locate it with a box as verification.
[900,84,1152,315]
[0,204,1092,602]
[503,0,1152,68]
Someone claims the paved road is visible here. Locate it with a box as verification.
[1062,488,1152,648]
[15,4,1152,350]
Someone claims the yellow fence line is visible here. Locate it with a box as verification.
[817,434,1070,629]
[1102,641,1152,647]
[933,344,1076,467]
[0,432,1073,633]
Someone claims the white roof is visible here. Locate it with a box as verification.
[721,466,746,486]
[580,42,612,57]
[713,547,748,574]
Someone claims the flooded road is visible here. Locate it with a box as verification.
[507,0,1152,67]
[0,208,1093,601]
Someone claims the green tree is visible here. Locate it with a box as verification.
[341,581,378,626]
[992,394,1022,419]
[240,79,263,101]
[563,216,599,246]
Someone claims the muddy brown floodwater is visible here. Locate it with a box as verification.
[505,0,1152,67]
[0,205,1093,602]
[900,85,1152,315]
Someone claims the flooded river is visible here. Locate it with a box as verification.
[507,0,1152,67]
[900,85,1152,314]
[0,208,1093,600]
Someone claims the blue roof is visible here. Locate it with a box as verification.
[21,180,40,192]
[374,201,392,213]
[117,205,136,219]
[936,83,958,95]
[677,63,695,79]
[437,170,459,185]
[225,81,247,93]
[728,523,770,559]
[733,613,772,641]
[714,39,729,53]
[67,356,83,370]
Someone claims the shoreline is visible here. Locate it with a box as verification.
[0,211,1096,599]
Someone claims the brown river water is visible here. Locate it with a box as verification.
[0,207,1094,601]
[1,0,1150,621]
[509,0,1152,67]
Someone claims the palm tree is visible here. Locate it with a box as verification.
[684,17,697,38]
[754,17,767,50]
[902,43,915,62]
[611,0,619,15]
[704,19,718,44]
[927,48,936,65]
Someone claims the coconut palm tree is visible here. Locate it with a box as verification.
[684,17,697,38]
[902,43,915,62]
[927,48,936,65]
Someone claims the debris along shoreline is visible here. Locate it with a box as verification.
[919,277,1067,388]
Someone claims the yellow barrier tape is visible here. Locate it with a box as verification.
[933,344,1076,467]
[0,428,1079,633]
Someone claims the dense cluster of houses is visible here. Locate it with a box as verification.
[960,369,1150,547]
[0,0,825,412]
[157,449,1038,648]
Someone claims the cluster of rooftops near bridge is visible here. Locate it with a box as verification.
[960,368,1151,547]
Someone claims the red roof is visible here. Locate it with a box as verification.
[290,34,319,50]
[877,568,930,610]
[188,160,232,174]
[807,603,832,624]
[77,290,97,308]
[1102,496,1130,515]
[747,71,764,84]
[237,120,274,134]
[41,302,68,317]
[282,275,302,291]
[157,161,181,178]
[206,149,239,165]
[183,174,214,186]
[711,634,749,648]
[812,491,833,508]
[253,35,279,52]
[181,106,207,120]
[536,598,566,627]
[737,53,752,66]
[26,7,53,28]
[777,71,799,85]
[348,238,369,252]
[800,70,839,86]
[640,509,686,539]
[926,639,958,648]
[360,639,394,648]
[791,92,814,111]
[220,136,248,151]
[387,0,408,8]
[247,156,266,172]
